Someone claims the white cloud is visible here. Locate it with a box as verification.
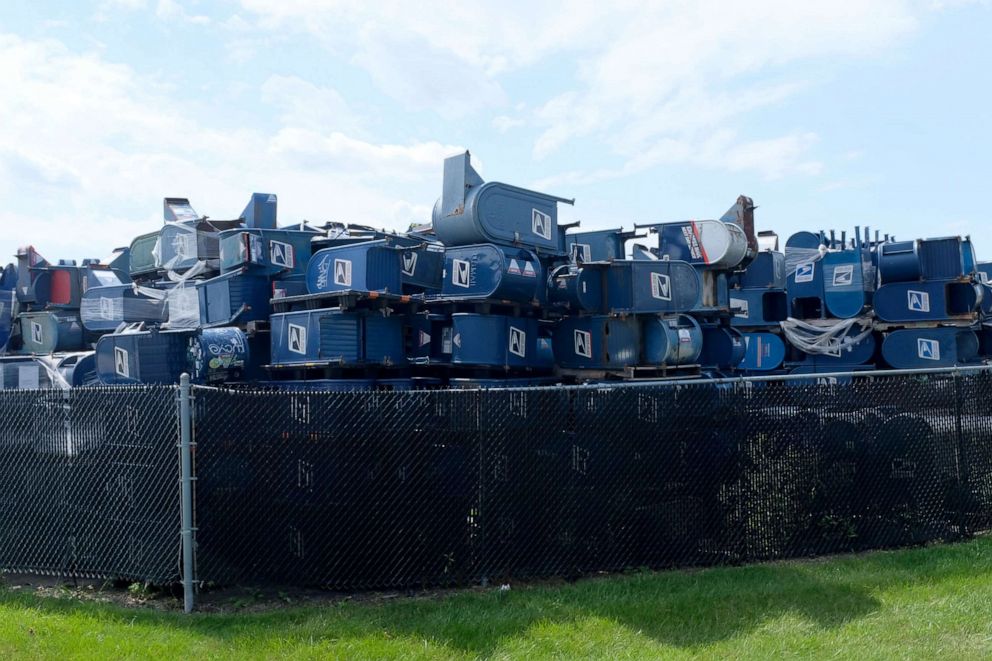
[532,130,822,190]
[0,34,463,262]
[238,0,610,71]
[388,200,434,229]
[720,132,823,179]
[235,0,610,117]
[155,0,210,24]
[234,0,918,182]
[0,1,953,261]
[929,0,989,9]
[99,0,148,10]
[530,0,917,179]
[262,75,364,134]
[492,115,525,133]
[268,129,461,178]
[350,29,506,119]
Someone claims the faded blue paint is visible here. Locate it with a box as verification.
[19,311,84,353]
[642,314,703,366]
[432,152,573,254]
[881,327,980,369]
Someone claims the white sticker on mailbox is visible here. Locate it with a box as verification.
[114,347,130,378]
[270,240,295,269]
[650,272,672,301]
[532,209,552,240]
[333,259,352,287]
[288,323,307,355]
[508,327,526,358]
[574,329,592,358]
[917,337,940,361]
[401,251,418,276]
[452,259,471,288]
[908,290,930,313]
[832,264,854,287]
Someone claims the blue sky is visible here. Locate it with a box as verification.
[1,0,990,263]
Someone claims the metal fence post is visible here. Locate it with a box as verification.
[952,367,971,538]
[179,373,196,613]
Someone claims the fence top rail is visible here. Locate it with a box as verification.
[180,363,992,396]
[0,383,180,396]
[0,364,984,399]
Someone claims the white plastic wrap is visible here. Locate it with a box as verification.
[0,289,15,337]
[7,287,18,321]
[155,222,222,273]
[150,235,162,270]
[17,364,40,390]
[80,292,165,327]
[164,284,201,329]
[862,258,878,291]
[324,224,350,241]
[779,315,874,357]
[80,295,123,324]
[166,259,209,282]
[784,246,826,276]
[33,354,71,390]
[131,259,208,328]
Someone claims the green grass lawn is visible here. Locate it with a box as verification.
[3,537,992,659]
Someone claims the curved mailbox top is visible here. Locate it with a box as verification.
[654,220,749,270]
[432,152,573,253]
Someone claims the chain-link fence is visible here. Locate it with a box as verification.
[192,369,992,589]
[1,370,992,600]
[0,386,180,583]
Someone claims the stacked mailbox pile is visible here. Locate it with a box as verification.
[0,150,989,390]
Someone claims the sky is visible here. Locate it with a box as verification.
[1,0,991,263]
